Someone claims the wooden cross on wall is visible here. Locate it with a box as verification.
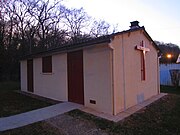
[135,41,150,80]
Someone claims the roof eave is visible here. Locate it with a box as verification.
[20,36,111,60]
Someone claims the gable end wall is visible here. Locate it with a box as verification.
[111,30,159,114]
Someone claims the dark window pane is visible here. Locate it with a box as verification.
[42,56,52,73]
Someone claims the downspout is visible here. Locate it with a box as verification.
[122,34,126,110]
[108,42,115,115]
[157,52,160,94]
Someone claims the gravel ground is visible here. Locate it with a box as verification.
[46,114,108,135]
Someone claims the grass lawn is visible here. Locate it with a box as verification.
[160,85,180,95]
[2,95,180,135]
[1,83,180,135]
[0,81,55,117]
[0,81,20,91]
[68,94,180,135]
[1,121,64,135]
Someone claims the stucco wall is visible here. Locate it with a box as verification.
[109,36,125,114]
[83,44,113,114]
[118,30,159,110]
[20,53,68,101]
[33,53,68,101]
[20,60,27,92]
[110,30,159,114]
[20,29,159,115]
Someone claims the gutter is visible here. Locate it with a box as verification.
[157,54,160,94]
[108,42,115,115]
[121,34,126,110]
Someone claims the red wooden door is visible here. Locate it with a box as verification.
[67,50,84,105]
[27,59,34,92]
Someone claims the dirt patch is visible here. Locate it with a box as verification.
[46,114,108,135]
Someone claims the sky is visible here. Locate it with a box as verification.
[61,0,180,47]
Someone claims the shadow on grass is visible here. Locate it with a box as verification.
[160,85,180,95]
[0,81,55,117]
[0,81,20,91]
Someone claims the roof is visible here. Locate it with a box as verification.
[22,35,111,60]
[21,26,159,60]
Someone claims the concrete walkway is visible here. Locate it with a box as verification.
[81,93,167,122]
[0,93,167,132]
[0,102,82,132]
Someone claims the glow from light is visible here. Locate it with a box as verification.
[166,54,172,59]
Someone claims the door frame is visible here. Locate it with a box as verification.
[67,50,84,105]
[27,59,34,92]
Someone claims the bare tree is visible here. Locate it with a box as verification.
[3,0,65,53]
[28,0,62,48]
[61,7,91,41]
[90,20,110,37]
[0,0,7,19]
[89,19,119,37]
[3,0,30,54]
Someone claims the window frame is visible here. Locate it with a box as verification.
[42,56,52,73]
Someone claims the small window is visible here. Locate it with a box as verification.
[42,56,52,73]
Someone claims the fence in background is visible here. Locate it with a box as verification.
[160,63,180,86]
